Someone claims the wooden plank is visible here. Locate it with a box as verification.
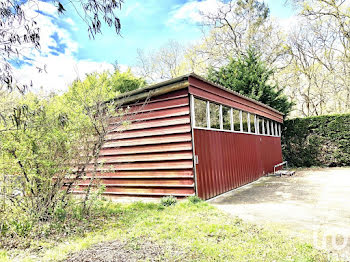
[72,191,195,197]
[74,186,195,194]
[76,178,194,186]
[99,142,192,156]
[109,106,190,125]
[85,160,193,171]
[113,115,190,132]
[98,151,193,163]
[106,124,191,140]
[103,133,192,147]
[113,81,189,106]
[83,170,193,178]
[122,95,189,114]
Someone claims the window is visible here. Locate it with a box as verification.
[274,122,278,136]
[270,121,274,136]
[262,119,266,134]
[194,98,207,128]
[250,114,256,133]
[210,102,220,129]
[232,109,241,131]
[222,106,231,130]
[242,111,248,132]
[258,118,263,135]
[193,96,280,137]
[278,123,282,137]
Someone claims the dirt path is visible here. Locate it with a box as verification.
[209,167,350,260]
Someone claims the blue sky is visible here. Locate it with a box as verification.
[16,0,296,92]
[67,0,296,65]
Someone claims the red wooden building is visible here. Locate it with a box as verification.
[88,74,284,200]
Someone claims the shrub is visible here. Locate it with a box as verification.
[187,195,202,204]
[160,196,177,207]
[282,113,350,167]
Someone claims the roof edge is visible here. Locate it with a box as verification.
[107,74,191,105]
[188,73,284,116]
[108,73,284,116]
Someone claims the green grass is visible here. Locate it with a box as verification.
[1,199,330,262]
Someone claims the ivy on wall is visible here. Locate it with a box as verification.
[282,114,350,167]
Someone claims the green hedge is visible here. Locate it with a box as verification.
[282,114,350,167]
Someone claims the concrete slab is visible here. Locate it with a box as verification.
[209,168,350,260]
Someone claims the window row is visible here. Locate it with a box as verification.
[193,97,282,137]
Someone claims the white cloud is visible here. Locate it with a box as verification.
[124,2,141,17]
[12,1,114,93]
[167,0,223,28]
[15,56,114,93]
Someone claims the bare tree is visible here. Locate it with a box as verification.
[136,40,188,83]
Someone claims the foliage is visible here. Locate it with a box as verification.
[160,196,177,207]
[207,47,293,115]
[0,0,123,92]
[187,195,202,204]
[2,200,328,261]
[0,69,145,235]
[282,114,350,167]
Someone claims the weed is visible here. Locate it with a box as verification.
[187,195,202,204]
[160,196,177,207]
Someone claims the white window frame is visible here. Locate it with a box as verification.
[219,104,223,130]
[239,110,243,132]
[206,101,210,128]
[192,96,282,137]
[230,108,234,131]
[247,112,251,133]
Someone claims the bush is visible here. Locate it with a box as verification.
[282,113,350,167]
[187,195,202,204]
[160,196,177,207]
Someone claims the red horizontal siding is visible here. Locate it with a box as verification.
[76,88,195,198]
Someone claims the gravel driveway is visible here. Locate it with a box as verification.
[209,167,350,260]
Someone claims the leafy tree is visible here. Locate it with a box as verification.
[0,69,145,224]
[109,68,146,93]
[207,47,293,115]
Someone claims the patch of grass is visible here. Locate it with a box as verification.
[3,199,331,262]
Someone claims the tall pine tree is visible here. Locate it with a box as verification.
[207,48,293,116]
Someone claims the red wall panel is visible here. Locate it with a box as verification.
[73,88,195,198]
[193,129,283,200]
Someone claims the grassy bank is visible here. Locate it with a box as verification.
[1,198,329,262]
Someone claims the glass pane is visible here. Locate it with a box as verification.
[278,124,281,136]
[210,102,220,129]
[242,111,248,132]
[258,118,263,135]
[261,119,265,134]
[270,121,274,136]
[250,114,255,133]
[222,106,231,130]
[275,122,278,136]
[232,109,240,131]
[194,98,207,128]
